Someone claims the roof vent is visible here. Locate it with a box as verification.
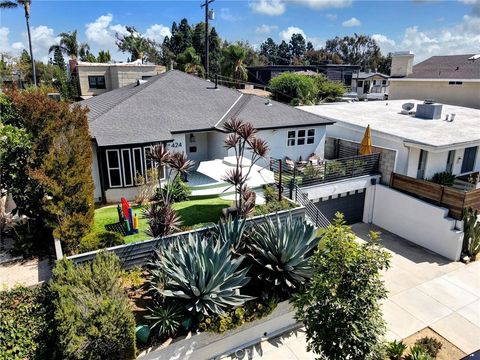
[136,79,148,86]
[265,99,272,106]
[416,101,443,120]
[401,102,415,114]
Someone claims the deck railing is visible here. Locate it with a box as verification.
[269,153,380,189]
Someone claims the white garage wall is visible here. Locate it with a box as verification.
[371,185,463,261]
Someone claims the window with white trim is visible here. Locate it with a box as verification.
[287,129,315,147]
[144,146,166,182]
[121,149,133,186]
[106,149,122,188]
[132,147,144,185]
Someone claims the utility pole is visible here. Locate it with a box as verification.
[201,0,214,79]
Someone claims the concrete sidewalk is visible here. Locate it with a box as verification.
[0,257,53,289]
[227,223,480,359]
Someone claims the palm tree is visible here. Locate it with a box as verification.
[176,47,204,76]
[49,30,89,59]
[221,44,248,87]
[0,0,36,86]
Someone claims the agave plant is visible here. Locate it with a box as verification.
[248,215,319,292]
[152,234,254,315]
[215,216,247,252]
[145,303,184,337]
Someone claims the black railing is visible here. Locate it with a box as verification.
[270,153,380,189]
[292,184,331,229]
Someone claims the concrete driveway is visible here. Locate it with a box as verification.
[226,223,480,359]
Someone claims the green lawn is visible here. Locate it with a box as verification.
[93,197,232,243]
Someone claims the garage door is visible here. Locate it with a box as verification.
[315,190,366,224]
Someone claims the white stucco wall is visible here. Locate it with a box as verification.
[185,132,209,164]
[371,185,463,261]
[207,131,228,160]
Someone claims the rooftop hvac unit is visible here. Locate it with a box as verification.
[416,101,443,120]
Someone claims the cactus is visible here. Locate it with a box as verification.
[463,207,480,259]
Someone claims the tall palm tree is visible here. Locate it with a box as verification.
[0,0,36,86]
[221,44,248,87]
[49,30,89,59]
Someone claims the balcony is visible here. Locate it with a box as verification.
[269,153,380,189]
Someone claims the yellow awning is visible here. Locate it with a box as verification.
[359,125,373,155]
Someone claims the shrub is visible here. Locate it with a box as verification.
[405,345,434,360]
[414,337,443,358]
[386,340,407,360]
[430,171,455,186]
[263,185,278,203]
[269,72,318,105]
[145,303,186,338]
[50,252,136,359]
[79,231,124,252]
[0,285,54,360]
[248,215,319,295]
[153,177,191,203]
[293,213,390,360]
[150,234,253,315]
[142,201,182,238]
[197,297,278,333]
[463,207,480,258]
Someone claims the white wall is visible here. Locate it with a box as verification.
[371,185,463,261]
[186,132,208,164]
[207,131,228,160]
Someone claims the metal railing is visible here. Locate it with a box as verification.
[292,184,330,229]
[270,153,380,189]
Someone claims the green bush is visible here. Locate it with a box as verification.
[405,345,434,360]
[414,337,443,358]
[197,298,278,333]
[153,177,191,203]
[50,252,136,359]
[79,231,124,252]
[386,340,407,360]
[0,285,54,360]
[430,171,455,186]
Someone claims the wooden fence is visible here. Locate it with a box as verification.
[390,173,480,220]
[67,206,306,269]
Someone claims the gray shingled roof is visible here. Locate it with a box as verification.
[77,70,334,147]
[406,54,480,79]
[355,72,389,79]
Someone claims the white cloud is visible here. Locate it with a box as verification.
[255,24,278,34]
[85,13,129,50]
[249,0,286,16]
[342,17,361,27]
[279,26,306,41]
[373,15,480,62]
[144,24,171,44]
[459,0,480,15]
[326,13,338,20]
[220,8,239,21]
[28,25,60,62]
[291,0,352,9]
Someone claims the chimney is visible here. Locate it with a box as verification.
[390,51,414,77]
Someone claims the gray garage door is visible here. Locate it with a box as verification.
[315,190,366,224]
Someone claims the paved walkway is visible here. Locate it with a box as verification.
[0,257,53,289]
[227,223,480,359]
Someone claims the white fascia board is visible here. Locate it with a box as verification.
[404,140,480,152]
[389,78,480,83]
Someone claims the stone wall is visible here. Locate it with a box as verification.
[325,137,397,185]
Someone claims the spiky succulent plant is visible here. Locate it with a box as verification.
[145,303,184,337]
[248,215,319,292]
[152,234,253,315]
[215,216,247,251]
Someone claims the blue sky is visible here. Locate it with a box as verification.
[1,0,479,63]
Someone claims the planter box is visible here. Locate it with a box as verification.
[137,300,299,360]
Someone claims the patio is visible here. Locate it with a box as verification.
[224,223,480,359]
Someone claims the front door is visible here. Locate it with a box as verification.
[364,80,370,94]
[461,146,478,173]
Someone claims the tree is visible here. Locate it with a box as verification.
[260,38,278,65]
[50,30,89,59]
[306,41,314,52]
[221,44,248,86]
[277,40,291,65]
[325,34,383,71]
[0,0,36,86]
[209,27,222,76]
[293,214,390,360]
[192,22,206,64]
[176,47,204,76]
[311,74,345,102]
[269,72,317,105]
[79,46,95,62]
[116,26,155,63]
[169,18,192,57]
[97,50,111,63]
[289,33,306,60]
[51,46,66,70]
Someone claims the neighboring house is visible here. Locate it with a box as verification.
[299,99,480,261]
[350,71,389,99]
[77,70,335,203]
[246,64,361,87]
[75,61,166,98]
[301,99,480,181]
[389,52,480,109]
